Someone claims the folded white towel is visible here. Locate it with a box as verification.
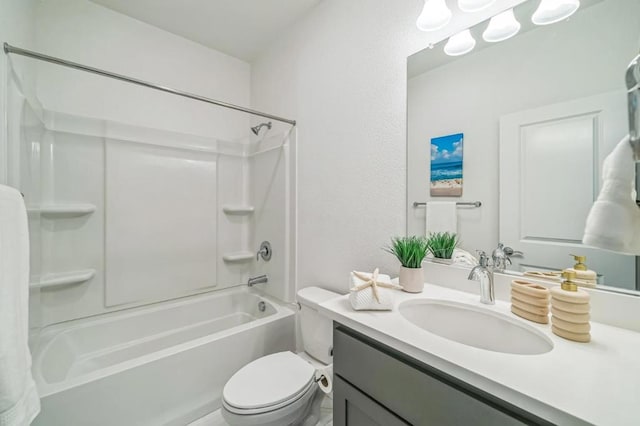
[349,270,398,311]
[0,185,40,426]
[452,248,478,266]
[426,201,457,235]
[583,135,640,254]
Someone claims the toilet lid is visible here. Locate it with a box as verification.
[223,351,315,411]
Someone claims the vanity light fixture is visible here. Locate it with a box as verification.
[416,0,452,32]
[444,29,477,56]
[458,0,496,13]
[531,0,580,26]
[482,9,521,42]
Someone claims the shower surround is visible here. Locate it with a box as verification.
[6,47,296,425]
[16,103,295,327]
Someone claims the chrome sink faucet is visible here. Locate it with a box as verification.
[468,251,495,305]
[491,243,523,272]
[491,243,511,272]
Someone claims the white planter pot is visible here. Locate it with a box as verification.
[399,266,424,293]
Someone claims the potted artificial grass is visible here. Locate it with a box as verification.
[428,232,459,263]
[384,236,429,293]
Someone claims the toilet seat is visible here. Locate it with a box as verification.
[221,382,318,426]
[223,378,316,415]
[222,351,316,415]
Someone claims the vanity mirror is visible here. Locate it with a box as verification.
[407,0,640,292]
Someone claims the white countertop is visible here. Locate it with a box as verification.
[319,284,640,426]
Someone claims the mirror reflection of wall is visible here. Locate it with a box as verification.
[407,0,640,292]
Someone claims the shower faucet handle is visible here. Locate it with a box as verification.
[256,241,272,261]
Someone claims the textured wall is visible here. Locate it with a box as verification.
[250,0,525,293]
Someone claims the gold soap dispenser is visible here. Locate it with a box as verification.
[572,255,587,271]
[550,271,591,343]
[564,254,597,286]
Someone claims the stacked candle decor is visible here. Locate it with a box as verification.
[510,280,550,324]
[550,271,591,343]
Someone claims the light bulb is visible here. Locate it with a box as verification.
[458,0,496,13]
[417,0,452,32]
[532,0,580,26]
[444,29,477,56]
[483,9,521,42]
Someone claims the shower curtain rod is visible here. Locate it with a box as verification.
[3,42,297,126]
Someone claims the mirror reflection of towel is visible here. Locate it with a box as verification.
[452,248,478,266]
[583,135,640,254]
[426,201,457,235]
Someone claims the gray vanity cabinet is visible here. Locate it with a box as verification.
[334,375,409,425]
[333,324,551,426]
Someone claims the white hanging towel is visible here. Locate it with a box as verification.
[583,135,640,254]
[425,201,457,235]
[0,185,40,426]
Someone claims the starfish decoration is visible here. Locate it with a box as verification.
[350,268,403,303]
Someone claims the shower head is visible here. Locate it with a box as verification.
[251,122,272,135]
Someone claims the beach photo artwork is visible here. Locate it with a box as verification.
[430,133,463,196]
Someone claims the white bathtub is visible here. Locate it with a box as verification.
[31,287,296,426]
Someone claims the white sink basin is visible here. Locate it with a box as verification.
[399,299,553,355]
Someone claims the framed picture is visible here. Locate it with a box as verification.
[430,133,463,197]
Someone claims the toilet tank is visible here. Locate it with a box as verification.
[297,287,340,364]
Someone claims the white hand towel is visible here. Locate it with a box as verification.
[426,201,457,235]
[0,185,40,426]
[452,248,478,266]
[583,135,640,254]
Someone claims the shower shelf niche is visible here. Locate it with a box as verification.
[222,205,255,215]
[27,203,96,218]
[222,251,254,263]
[30,269,96,290]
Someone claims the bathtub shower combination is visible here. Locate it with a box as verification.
[5,45,297,425]
[33,289,294,425]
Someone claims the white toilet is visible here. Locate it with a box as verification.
[221,287,339,426]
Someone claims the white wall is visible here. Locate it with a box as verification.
[34,0,250,140]
[25,0,256,325]
[250,0,527,294]
[0,0,37,184]
[407,0,640,254]
[250,130,296,302]
[251,1,419,295]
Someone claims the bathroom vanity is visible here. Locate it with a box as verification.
[332,324,547,425]
[320,270,640,426]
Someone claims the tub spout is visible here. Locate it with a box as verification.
[248,275,268,287]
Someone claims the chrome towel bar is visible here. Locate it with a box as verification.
[413,201,481,208]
